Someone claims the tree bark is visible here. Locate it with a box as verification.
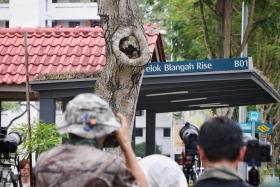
[223,0,232,58]
[215,0,224,58]
[96,0,150,139]
[215,0,235,118]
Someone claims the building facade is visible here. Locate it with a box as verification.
[0,0,99,28]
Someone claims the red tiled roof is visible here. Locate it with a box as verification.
[0,25,161,85]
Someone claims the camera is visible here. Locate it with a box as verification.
[179,122,201,184]
[244,139,271,166]
[179,122,199,156]
[243,139,271,186]
[0,127,22,156]
[0,127,23,187]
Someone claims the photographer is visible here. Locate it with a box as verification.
[194,117,252,187]
[35,93,148,187]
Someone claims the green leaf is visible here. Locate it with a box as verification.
[12,121,61,159]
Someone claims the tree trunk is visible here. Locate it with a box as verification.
[215,0,235,118]
[216,0,224,58]
[96,0,150,139]
[223,0,232,58]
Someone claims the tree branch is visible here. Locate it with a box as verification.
[203,0,217,15]
[199,0,215,59]
[236,0,256,56]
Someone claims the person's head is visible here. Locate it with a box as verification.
[57,93,121,147]
[19,159,30,177]
[139,154,188,187]
[198,117,246,166]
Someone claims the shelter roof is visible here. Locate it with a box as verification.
[0,24,164,85]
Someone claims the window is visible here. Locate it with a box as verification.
[52,20,58,27]
[90,20,100,27]
[0,0,9,4]
[5,21,9,28]
[163,128,170,137]
[135,128,143,137]
[69,21,80,27]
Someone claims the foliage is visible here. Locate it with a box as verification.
[173,112,183,120]
[12,121,61,158]
[1,102,21,112]
[140,0,280,166]
[135,142,161,157]
[276,168,280,177]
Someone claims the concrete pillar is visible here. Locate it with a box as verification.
[145,110,156,156]
[39,98,56,124]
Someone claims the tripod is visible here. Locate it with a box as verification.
[182,152,203,185]
[0,153,23,187]
[248,165,260,187]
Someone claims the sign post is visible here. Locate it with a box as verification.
[256,122,273,134]
[248,111,260,138]
[240,122,252,134]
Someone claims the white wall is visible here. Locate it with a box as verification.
[46,1,99,21]
[9,0,46,27]
[1,102,39,128]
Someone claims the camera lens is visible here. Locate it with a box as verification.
[179,122,199,155]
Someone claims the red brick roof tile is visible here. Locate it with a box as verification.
[0,25,161,85]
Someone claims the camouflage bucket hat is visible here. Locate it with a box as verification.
[57,93,121,139]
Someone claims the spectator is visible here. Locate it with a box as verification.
[35,93,147,187]
[139,154,188,187]
[194,117,252,187]
[19,159,30,187]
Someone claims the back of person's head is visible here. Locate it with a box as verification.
[139,154,188,187]
[85,178,109,187]
[198,116,243,162]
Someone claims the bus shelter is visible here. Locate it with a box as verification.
[31,57,280,155]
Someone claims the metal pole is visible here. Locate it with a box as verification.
[240,1,248,57]
[24,32,34,187]
[238,1,249,181]
[238,1,248,124]
[0,100,2,128]
[132,118,136,151]
[170,114,174,160]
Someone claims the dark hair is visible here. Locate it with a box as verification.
[84,178,108,187]
[198,117,244,162]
